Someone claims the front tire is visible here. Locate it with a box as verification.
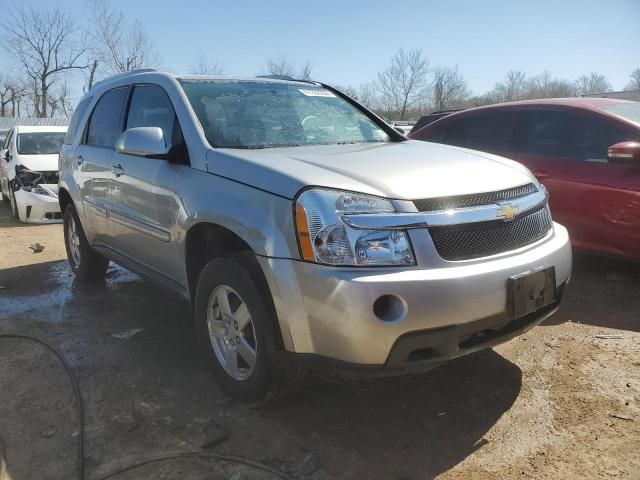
[63,204,109,280]
[195,255,304,402]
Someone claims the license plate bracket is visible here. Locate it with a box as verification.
[508,267,556,319]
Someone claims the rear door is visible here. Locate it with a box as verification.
[76,86,129,242]
[438,109,518,158]
[512,108,640,257]
[108,83,185,280]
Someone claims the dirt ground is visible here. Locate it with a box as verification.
[0,200,638,480]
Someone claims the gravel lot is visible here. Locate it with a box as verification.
[0,201,638,479]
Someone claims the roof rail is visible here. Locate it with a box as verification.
[256,74,296,81]
[256,74,319,85]
[91,68,158,89]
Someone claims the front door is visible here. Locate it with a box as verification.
[108,84,184,280]
[513,108,640,258]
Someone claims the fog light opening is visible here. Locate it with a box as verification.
[373,294,406,322]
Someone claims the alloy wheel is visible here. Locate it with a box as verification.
[67,215,82,266]
[207,285,257,381]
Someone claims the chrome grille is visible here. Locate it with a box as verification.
[429,206,553,261]
[414,183,538,212]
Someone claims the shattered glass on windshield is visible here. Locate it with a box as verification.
[179,80,389,149]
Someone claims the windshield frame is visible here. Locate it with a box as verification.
[16,131,66,155]
[178,78,406,150]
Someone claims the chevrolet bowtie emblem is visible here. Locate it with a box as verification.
[496,203,519,221]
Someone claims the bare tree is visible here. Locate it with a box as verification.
[357,82,385,112]
[376,48,431,120]
[625,68,640,91]
[527,71,576,98]
[575,72,612,95]
[263,54,313,80]
[2,77,29,117]
[0,75,21,117]
[88,0,158,75]
[47,82,74,118]
[490,70,527,102]
[4,6,88,117]
[85,59,99,91]
[190,55,225,75]
[334,84,360,101]
[432,65,470,111]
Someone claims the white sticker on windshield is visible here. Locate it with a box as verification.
[298,89,336,98]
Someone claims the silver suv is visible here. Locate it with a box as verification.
[59,70,572,401]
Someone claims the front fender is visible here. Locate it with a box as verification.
[174,168,299,261]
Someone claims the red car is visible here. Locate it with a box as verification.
[410,98,640,262]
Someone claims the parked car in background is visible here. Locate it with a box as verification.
[58,70,571,401]
[409,109,462,135]
[0,129,9,147]
[0,125,67,223]
[391,121,415,135]
[410,98,640,262]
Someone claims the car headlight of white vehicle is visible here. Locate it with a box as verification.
[294,188,415,266]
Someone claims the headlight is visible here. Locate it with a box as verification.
[22,186,52,196]
[294,188,415,266]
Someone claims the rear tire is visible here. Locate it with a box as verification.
[63,204,109,280]
[195,255,304,403]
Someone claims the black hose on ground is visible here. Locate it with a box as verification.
[0,334,295,480]
[0,334,85,480]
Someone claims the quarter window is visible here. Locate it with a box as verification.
[65,96,93,145]
[85,87,129,148]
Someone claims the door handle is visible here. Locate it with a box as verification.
[75,154,83,166]
[111,164,124,177]
[533,169,550,181]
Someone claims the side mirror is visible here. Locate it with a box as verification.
[115,127,170,158]
[608,141,640,165]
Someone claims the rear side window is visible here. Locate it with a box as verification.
[126,84,176,142]
[85,87,129,148]
[527,110,634,162]
[526,110,569,158]
[64,96,93,145]
[413,117,454,143]
[446,111,516,155]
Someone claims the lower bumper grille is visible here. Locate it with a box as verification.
[429,206,553,261]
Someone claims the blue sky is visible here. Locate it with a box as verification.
[2,0,640,95]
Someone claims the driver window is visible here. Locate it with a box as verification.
[126,84,177,143]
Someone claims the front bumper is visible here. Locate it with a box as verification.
[14,188,62,224]
[260,222,571,367]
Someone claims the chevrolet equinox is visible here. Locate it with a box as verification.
[58,70,572,401]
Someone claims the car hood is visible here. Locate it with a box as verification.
[16,154,59,173]
[206,140,537,200]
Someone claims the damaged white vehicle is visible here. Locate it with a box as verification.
[0,126,67,223]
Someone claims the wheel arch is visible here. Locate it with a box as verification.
[58,187,73,214]
[184,222,289,350]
